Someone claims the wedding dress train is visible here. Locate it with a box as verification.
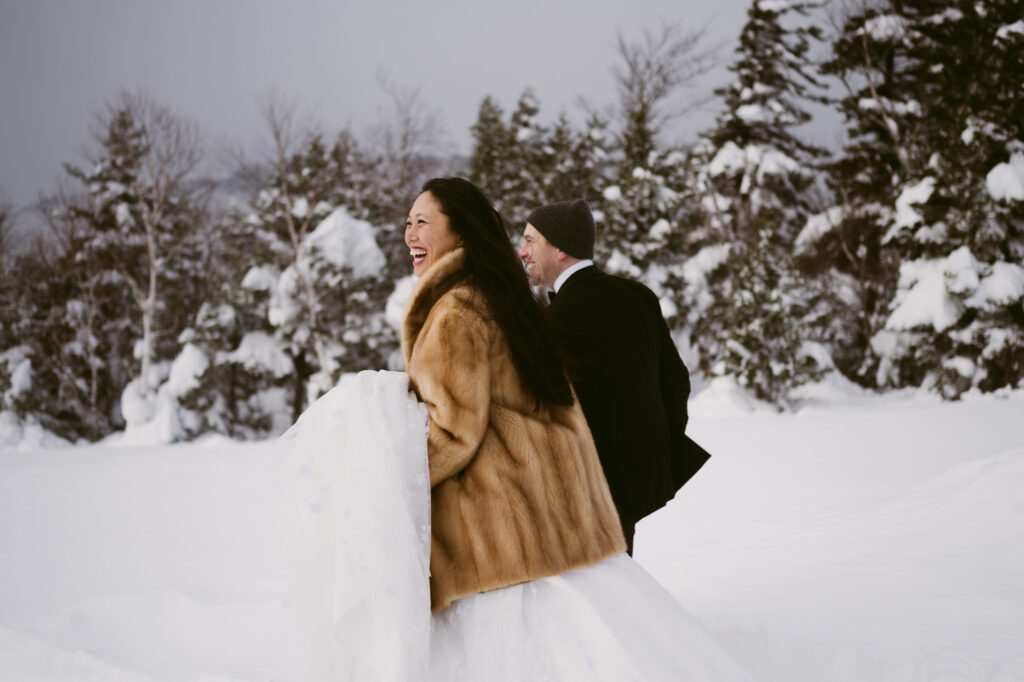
[280,370,752,681]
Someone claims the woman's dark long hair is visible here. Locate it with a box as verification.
[421,177,573,409]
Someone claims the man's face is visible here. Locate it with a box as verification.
[518,224,562,289]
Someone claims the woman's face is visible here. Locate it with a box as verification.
[406,191,461,277]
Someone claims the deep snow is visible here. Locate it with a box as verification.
[1,381,1022,681]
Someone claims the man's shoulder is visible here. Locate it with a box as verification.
[561,268,657,305]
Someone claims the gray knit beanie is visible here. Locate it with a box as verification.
[525,199,595,260]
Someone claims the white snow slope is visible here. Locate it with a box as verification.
[2,384,1022,681]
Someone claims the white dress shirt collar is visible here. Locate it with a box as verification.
[553,259,594,293]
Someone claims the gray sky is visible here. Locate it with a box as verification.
[1,0,753,218]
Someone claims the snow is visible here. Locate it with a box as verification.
[2,384,1022,680]
[385,275,416,332]
[943,355,977,378]
[165,343,208,397]
[648,218,671,241]
[119,378,155,425]
[881,247,1024,337]
[240,265,280,292]
[884,177,936,243]
[757,0,790,12]
[966,261,1024,309]
[220,331,294,378]
[883,256,964,332]
[305,208,386,279]
[291,196,309,219]
[6,359,32,398]
[606,249,641,277]
[708,141,746,176]
[996,20,1024,40]
[601,185,622,202]
[114,202,134,228]
[706,142,797,189]
[756,149,798,180]
[736,104,770,123]
[116,348,210,446]
[0,412,72,452]
[985,151,1024,201]
[796,206,844,251]
[859,14,909,42]
[268,266,304,327]
[682,243,733,291]
[858,97,879,112]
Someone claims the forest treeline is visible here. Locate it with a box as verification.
[1,0,1022,443]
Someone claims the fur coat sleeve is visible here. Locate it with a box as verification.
[402,248,626,613]
[409,293,491,487]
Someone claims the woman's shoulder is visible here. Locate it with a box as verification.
[428,279,489,321]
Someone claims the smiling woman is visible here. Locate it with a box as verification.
[404,191,462,277]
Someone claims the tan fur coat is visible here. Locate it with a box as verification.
[402,248,626,613]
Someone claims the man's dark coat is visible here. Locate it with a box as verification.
[547,266,710,546]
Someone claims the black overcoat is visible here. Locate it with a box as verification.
[547,266,710,541]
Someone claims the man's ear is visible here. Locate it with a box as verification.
[556,251,568,261]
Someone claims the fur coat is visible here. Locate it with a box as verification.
[402,248,626,613]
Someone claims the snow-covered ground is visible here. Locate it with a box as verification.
[1,380,1022,681]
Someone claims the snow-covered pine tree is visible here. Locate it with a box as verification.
[799,0,924,384]
[468,95,514,216]
[469,94,611,231]
[57,92,210,437]
[0,190,143,441]
[689,0,829,401]
[704,226,827,406]
[174,208,292,440]
[597,146,694,320]
[535,112,613,208]
[187,125,395,433]
[492,89,550,225]
[597,20,717,323]
[570,112,614,204]
[869,0,1024,397]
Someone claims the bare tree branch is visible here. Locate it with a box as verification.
[374,69,445,203]
[614,19,723,129]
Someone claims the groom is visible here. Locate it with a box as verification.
[519,199,710,554]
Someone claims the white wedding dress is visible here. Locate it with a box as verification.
[280,370,753,681]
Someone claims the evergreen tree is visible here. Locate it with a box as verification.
[699,226,827,406]
[175,211,290,440]
[37,92,212,436]
[468,95,513,212]
[596,145,694,314]
[187,130,395,434]
[503,89,549,224]
[686,0,829,401]
[538,112,613,208]
[0,202,136,441]
[800,0,924,383]
[869,0,1024,396]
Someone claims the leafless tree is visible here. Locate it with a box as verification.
[613,19,722,137]
[825,0,917,174]
[374,69,446,207]
[258,96,337,382]
[90,89,211,398]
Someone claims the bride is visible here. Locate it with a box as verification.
[281,177,753,681]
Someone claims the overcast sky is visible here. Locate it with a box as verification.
[1,0,754,218]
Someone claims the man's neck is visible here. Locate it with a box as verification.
[553,259,594,293]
